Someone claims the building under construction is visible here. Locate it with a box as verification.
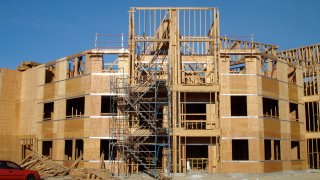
[0,7,319,178]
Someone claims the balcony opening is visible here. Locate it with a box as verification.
[102,54,119,72]
[42,141,52,158]
[66,97,85,118]
[43,102,54,120]
[232,140,249,160]
[274,140,281,160]
[231,96,247,116]
[290,103,299,121]
[291,141,300,160]
[263,97,279,118]
[67,55,86,78]
[186,145,208,171]
[64,140,73,160]
[101,96,117,115]
[180,92,217,129]
[75,139,83,159]
[100,139,117,160]
[264,139,272,160]
[229,55,246,74]
[45,65,56,84]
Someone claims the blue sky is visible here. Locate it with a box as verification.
[0,0,319,69]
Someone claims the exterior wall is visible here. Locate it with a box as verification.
[0,68,21,162]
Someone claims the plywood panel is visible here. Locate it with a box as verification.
[291,160,304,170]
[84,118,112,137]
[264,119,281,138]
[263,161,283,172]
[290,122,300,139]
[90,75,111,93]
[221,162,263,173]
[66,77,82,94]
[43,83,55,100]
[261,77,279,98]
[42,121,53,139]
[64,119,84,138]
[0,69,21,162]
[288,84,298,102]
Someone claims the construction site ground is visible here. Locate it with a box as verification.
[43,171,320,180]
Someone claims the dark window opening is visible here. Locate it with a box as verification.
[305,102,319,132]
[263,97,279,118]
[264,139,272,160]
[232,140,249,160]
[186,145,208,171]
[186,145,208,158]
[100,139,116,160]
[64,140,73,160]
[290,103,299,121]
[231,96,247,116]
[291,141,300,160]
[66,97,85,118]
[42,141,52,158]
[274,140,281,160]
[75,139,83,159]
[45,65,56,84]
[43,102,54,120]
[307,139,320,169]
[101,96,117,115]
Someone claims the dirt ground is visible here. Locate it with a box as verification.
[126,171,320,180]
[44,170,320,180]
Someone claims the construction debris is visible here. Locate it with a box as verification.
[17,61,40,71]
[20,152,82,177]
[69,168,111,179]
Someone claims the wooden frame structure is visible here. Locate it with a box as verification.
[0,6,319,179]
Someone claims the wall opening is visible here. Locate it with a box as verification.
[274,140,281,160]
[64,140,73,160]
[229,55,246,74]
[100,139,117,160]
[66,97,85,118]
[75,139,83,159]
[291,141,300,160]
[290,103,299,121]
[231,96,247,116]
[263,97,279,118]
[42,141,52,158]
[180,92,217,129]
[43,102,54,120]
[101,96,117,115]
[307,138,320,169]
[45,65,56,84]
[67,55,86,78]
[303,67,318,96]
[186,145,208,171]
[305,102,320,132]
[264,139,272,160]
[232,140,249,160]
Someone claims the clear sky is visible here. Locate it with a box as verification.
[0,0,319,69]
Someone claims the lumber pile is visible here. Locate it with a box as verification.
[20,152,82,177]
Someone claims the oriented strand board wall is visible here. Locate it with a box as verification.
[0,68,21,162]
[19,67,41,136]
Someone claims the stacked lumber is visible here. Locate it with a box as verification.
[20,152,82,177]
